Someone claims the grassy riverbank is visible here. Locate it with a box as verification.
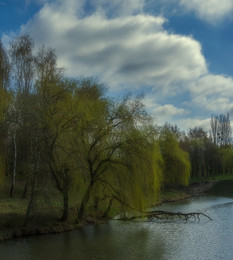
[1,175,233,242]
[206,180,233,197]
[0,178,107,241]
[160,173,233,202]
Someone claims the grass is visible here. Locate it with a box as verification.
[206,180,233,197]
[0,177,67,230]
[190,173,233,183]
[0,177,107,235]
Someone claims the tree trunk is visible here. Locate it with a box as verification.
[22,176,30,198]
[10,131,17,198]
[102,197,113,218]
[60,192,69,222]
[24,142,39,226]
[78,182,94,220]
[93,195,99,211]
[24,169,36,226]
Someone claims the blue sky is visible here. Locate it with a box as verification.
[1,0,233,132]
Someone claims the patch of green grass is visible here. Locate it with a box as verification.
[0,177,66,230]
[206,180,233,197]
[190,174,233,183]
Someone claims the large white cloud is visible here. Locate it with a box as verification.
[179,0,233,23]
[21,0,207,93]
[12,0,233,131]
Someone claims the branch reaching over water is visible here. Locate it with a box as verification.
[119,210,212,222]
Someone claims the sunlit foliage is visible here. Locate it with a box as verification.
[159,129,190,186]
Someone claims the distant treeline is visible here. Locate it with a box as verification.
[0,34,232,223]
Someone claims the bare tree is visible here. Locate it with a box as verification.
[210,114,219,145]
[9,34,34,95]
[210,113,231,147]
[0,40,10,91]
[217,113,231,147]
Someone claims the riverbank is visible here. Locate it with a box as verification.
[159,180,219,204]
[1,179,232,242]
[0,213,108,242]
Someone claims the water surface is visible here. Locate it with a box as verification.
[1,196,233,260]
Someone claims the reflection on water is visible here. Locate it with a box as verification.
[1,196,233,260]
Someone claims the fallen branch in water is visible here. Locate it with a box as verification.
[119,210,212,222]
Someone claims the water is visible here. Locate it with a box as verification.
[1,196,233,260]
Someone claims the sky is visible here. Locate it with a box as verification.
[1,0,233,132]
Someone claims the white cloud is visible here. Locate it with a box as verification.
[154,104,189,117]
[189,74,233,96]
[9,0,233,131]
[86,0,145,17]
[177,117,211,131]
[179,0,233,23]
[148,103,190,126]
[188,74,233,112]
[21,0,207,93]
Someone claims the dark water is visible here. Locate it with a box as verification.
[1,196,233,260]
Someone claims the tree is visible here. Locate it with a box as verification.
[33,47,78,221]
[185,127,210,178]
[0,40,10,91]
[210,114,219,145]
[0,89,9,187]
[220,147,233,174]
[0,41,11,185]
[159,128,190,186]
[162,123,185,142]
[210,113,232,147]
[5,34,36,197]
[73,82,163,220]
[9,34,34,95]
[217,113,231,147]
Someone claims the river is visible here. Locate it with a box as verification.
[1,196,233,260]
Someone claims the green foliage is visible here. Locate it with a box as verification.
[72,83,164,218]
[118,139,163,210]
[0,154,5,187]
[220,147,233,174]
[5,33,233,225]
[159,130,190,186]
[0,89,10,187]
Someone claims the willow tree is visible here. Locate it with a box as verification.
[101,131,163,217]
[73,81,163,220]
[159,128,190,186]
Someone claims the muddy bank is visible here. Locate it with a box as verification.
[0,216,107,242]
[185,180,219,196]
[0,223,76,242]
